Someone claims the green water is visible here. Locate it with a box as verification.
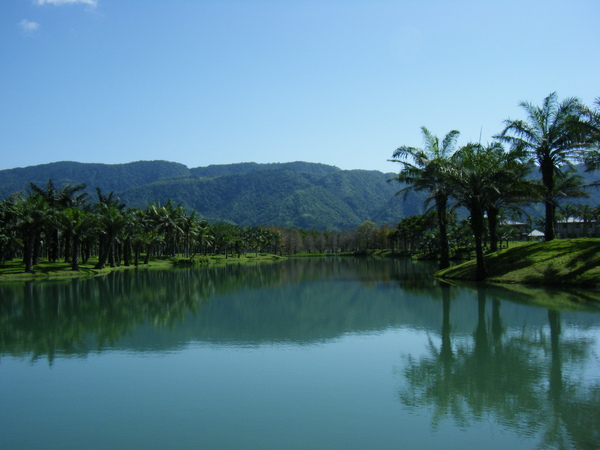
[1,258,599,449]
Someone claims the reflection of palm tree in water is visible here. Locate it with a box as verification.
[439,282,453,375]
[548,309,562,404]
[398,285,599,447]
[542,309,568,448]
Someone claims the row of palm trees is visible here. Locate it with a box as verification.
[1,180,405,273]
[390,92,600,279]
[0,182,287,273]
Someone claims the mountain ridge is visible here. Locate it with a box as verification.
[1,159,597,230]
[0,160,421,230]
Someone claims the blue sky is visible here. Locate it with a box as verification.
[1,0,599,173]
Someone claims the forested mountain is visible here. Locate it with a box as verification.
[119,167,426,229]
[189,161,340,177]
[0,160,190,199]
[0,160,426,229]
[1,160,597,230]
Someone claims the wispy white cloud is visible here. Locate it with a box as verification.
[20,19,41,33]
[36,0,97,6]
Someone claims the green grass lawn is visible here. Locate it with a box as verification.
[436,238,600,287]
[0,253,286,281]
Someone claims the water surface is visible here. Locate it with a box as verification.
[1,258,599,449]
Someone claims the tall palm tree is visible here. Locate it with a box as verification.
[480,147,534,252]
[28,180,87,262]
[447,142,527,280]
[147,200,185,256]
[58,206,95,271]
[390,126,460,269]
[496,92,594,240]
[93,189,127,269]
[13,194,49,273]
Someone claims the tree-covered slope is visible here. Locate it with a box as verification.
[4,159,595,230]
[190,161,341,178]
[118,165,429,229]
[0,160,190,199]
[119,169,367,229]
[1,160,407,229]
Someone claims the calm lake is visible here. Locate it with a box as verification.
[1,258,599,449]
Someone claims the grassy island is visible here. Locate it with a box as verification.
[436,238,600,287]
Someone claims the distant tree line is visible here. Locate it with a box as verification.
[390,92,600,279]
[0,179,404,273]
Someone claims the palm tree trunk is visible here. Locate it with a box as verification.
[71,238,80,271]
[487,206,499,252]
[33,232,41,265]
[436,195,450,269]
[123,239,131,266]
[49,228,59,262]
[471,207,487,281]
[541,157,556,241]
[64,231,73,263]
[24,233,36,274]
[95,237,113,269]
[134,242,140,267]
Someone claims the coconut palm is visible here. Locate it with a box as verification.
[390,126,460,269]
[496,92,595,240]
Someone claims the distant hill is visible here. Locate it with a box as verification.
[0,160,190,199]
[119,166,426,229]
[0,160,427,229]
[1,160,597,230]
[189,161,341,178]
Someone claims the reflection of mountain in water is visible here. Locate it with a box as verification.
[1,258,599,361]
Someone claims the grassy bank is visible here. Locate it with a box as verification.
[0,257,175,281]
[0,253,286,281]
[436,238,600,287]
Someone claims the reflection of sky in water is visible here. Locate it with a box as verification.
[563,325,600,384]
[1,324,556,449]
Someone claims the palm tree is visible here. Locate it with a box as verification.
[195,221,214,256]
[58,206,95,271]
[28,180,87,262]
[390,127,460,269]
[12,194,49,273]
[496,92,594,240]
[0,199,17,263]
[93,189,127,269]
[481,149,534,252]
[446,143,496,279]
[146,200,185,256]
[447,142,531,279]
